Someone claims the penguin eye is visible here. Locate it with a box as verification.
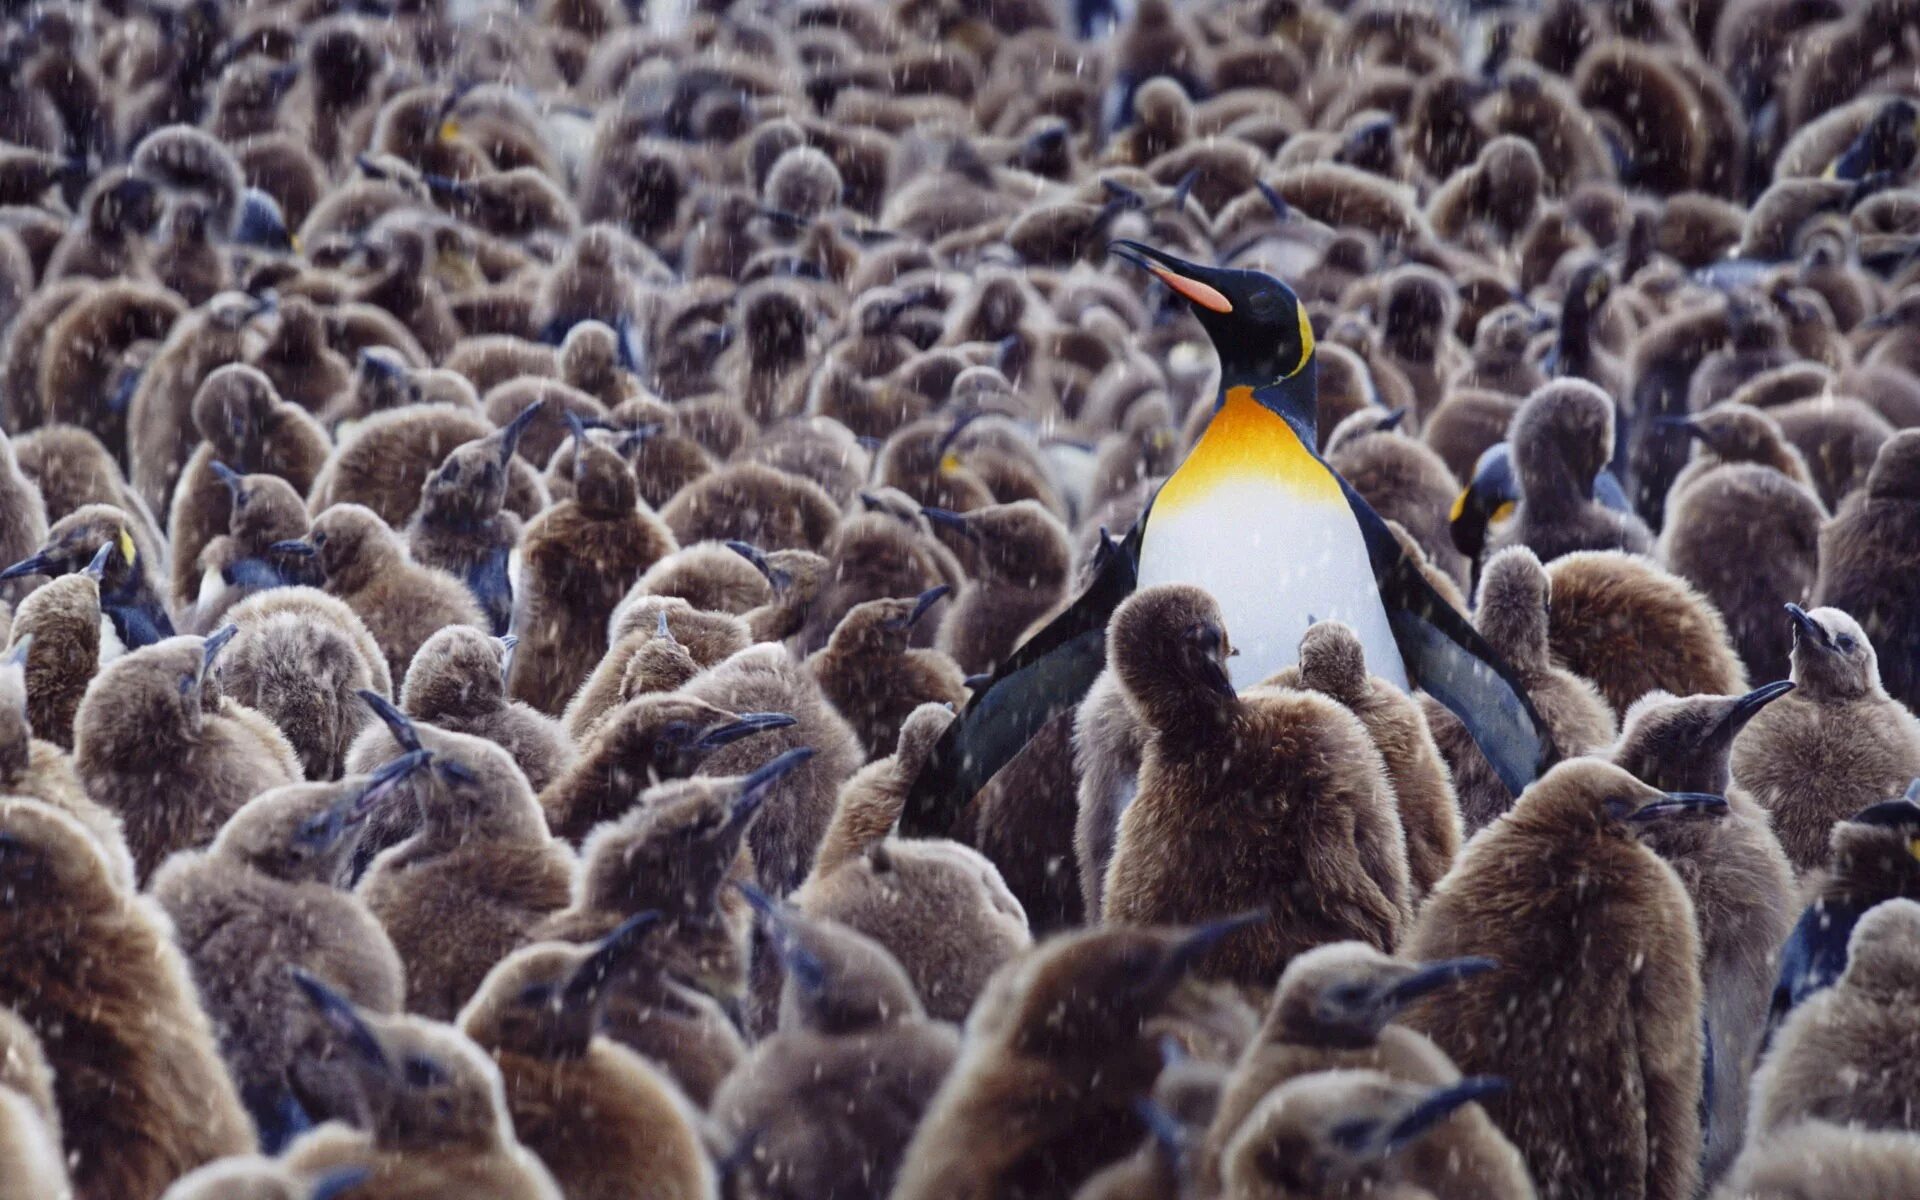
[436,760,478,786]
[441,461,461,484]
[402,1055,450,1089]
[312,531,329,547]
[1838,634,1858,653]
[515,982,558,1008]
[1247,290,1282,320]
[295,811,335,846]
[1327,982,1373,1009]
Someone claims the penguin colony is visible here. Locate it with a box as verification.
[11,1,1920,1199]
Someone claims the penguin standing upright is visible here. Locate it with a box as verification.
[905,244,1550,835]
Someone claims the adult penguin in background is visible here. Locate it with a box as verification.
[903,244,1554,836]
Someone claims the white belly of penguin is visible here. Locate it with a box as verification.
[1136,477,1408,692]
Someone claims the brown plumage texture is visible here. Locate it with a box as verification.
[806,591,966,760]
[1815,430,1920,713]
[306,504,486,690]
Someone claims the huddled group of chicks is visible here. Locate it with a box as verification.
[10,0,1920,1197]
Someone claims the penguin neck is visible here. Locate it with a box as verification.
[1555,305,1594,373]
[1215,361,1318,450]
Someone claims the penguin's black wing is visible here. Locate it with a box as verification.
[1764,895,1867,1049]
[221,556,286,591]
[1337,475,1557,795]
[465,545,514,637]
[899,519,1144,838]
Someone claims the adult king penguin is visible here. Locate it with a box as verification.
[903,243,1551,833]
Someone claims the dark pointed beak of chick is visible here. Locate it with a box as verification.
[1376,407,1408,431]
[356,348,407,382]
[210,460,245,496]
[1106,240,1236,315]
[289,967,389,1072]
[1378,1078,1511,1154]
[353,748,435,821]
[726,540,788,590]
[0,551,59,581]
[1625,792,1730,823]
[81,541,116,581]
[1785,603,1831,648]
[1138,910,1269,996]
[889,585,952,630]
[1654,414,1713,447]
[358,689,423,753]
[730,746,817,828]
[1384,956,1499,1008]
[498,399,543,463]
[202,624,239,669]
[919,507,979,539]
[565,909,665,1006]
[735,880,828,991]
[309,1166,374,1200]
[1716,680,1796,738]
[698,712,798,752]
[270,539,318,558]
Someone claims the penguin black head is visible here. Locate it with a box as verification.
[1108,240,1317,439]
[1785,604,1882,701]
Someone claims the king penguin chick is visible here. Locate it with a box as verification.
[0,430,48,610]
[189,468,322,632]
[1217,1068,1529,1200]
[1264,621,1461,904]
[686,642,866,895]
[1715,1118,1920,1200]
[1814,429,1920,712]
[352,626,574,794]
[1608,688,1798,1184]
[1487,379,1653,565]
[1102,586,1410,988]
[457,918,718,1200]
[150,766,424,1151]
[1198,942,1508,1198]
[1751,898,1920,1138]
[0,799,255,1199]
[405,401,543,637]
[508,417,676,715]
[1400,759,1706,1200]
[711,891,960,1200]
[1732,605,1920,873]
[7,559,104,749]
[924,500,1072,675]
[890,919,1256,1200]
[0,635,131,885]
[280,975,561,1200]
[806,586,966,760]
[288,504,487,689]
[354,694,576,1020]
[73,630,302,881]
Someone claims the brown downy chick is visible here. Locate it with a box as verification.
[556,600,749,741]
[8,564,102,749]
[280,975,561,1200]
[1732,605,1920,874]
[189,469,321,633]
[405,401,543,638]
[289,504,487,689]
[508,416,676,715]
[1265,621,1461,905]
[0,635,130,886]
[1815,429,1920,712]
[1453,305,1548,399]
[353,626,574,795]
[810,703,957,880]
[1073,667,1147,921]
[1608,688,1797,1183]
[1401,759,1706,1200]
[635,544,773,618]
[1375,266,1466,425]
[252,296,352,415]
[129,291,274,521]
[796,503,965,655]
[924,500,1071,675]
[0,429,48,610]
[0,799,255,1199]
[711,890,960,1200]
[890,919,1258,1200]
[169,364,331,613]
[309,403,547,532]
[151,766,424,1151]
[457,917,717,1200]
[728,544,832,644]
[354,694,576,1021]
[153,200,228,306]
[0,1008,69,1199]
[657,463,841,556]
[1327,408,1471,593]
[1716,1118,1920,1200]
[73,630,301,882]
[1424,547,1616,832]
[1198,942,1506,1198]
[1217,1068,1527,1200]
[1488,380,1653,564]
[538,693,794,844]
[12,426,163,552]
[806,586,966,760]
[1103,586,1409,988]
[42,170,162,284]
[1751,898,1920,1138]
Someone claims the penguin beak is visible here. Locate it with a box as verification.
[358,689,423,753]
[354,749,434,819]
[497,399,543,463]
[1626,792,1730,823]
[309,1167,373,1200]
[270,539,318,558]
[210,461,245,496]
[1785,603,1831,649]
[1654,414,1712,446]
[1714,680,1796,739]
[1143,910,1268,995]
[698,712,797,751]
[1384,956,1499,1007]
[4,634,31,671]
[565,410,592,449]
[1376,407,1408,431]
[0,552,57,581]
[1107,240,1235,315]
[564,909,664,1008]
[202,624,239,669]
[80,541,116,581]
[919,507,979,540]
[736,880,828,992]
[289,968,389,1072]
[1380,1077,1510,1153]
[726,541,790,590]
[891,585,951,630]
[423,173,475,205]
[650,611,677,644]
[356,349,407,383]
[1132,1096,1188,1159]
[731,746,817,827]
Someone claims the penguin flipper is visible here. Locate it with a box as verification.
[900,521,1143,838]
[1339,477,1556,796]
[244,1082,314,1155]
[1763,897,1863,1050]
[466,546,514,637]
[220,555,285,591]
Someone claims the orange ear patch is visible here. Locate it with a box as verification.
[1148,264,1234,314]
